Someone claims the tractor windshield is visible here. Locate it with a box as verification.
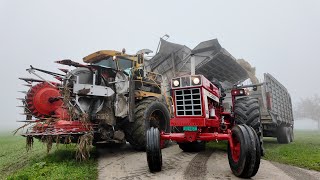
[94,57,116,69]
[93,57,133,71]
[117,58,133,70]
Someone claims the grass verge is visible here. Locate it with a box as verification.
[263,130,320,171]
[0,133,97,180]
[207,130,320,171]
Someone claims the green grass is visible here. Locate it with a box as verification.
[0,134,97,180]
[263,131,320,171]
[207,130,320,171]
[206,140,228,152]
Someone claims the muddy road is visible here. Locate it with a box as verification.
[98,144,320,180]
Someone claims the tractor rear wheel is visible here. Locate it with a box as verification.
[234,97,264,156]
[277,126,290,144]
[178,141,206,152]
[124,97,170,150]
[227,124,261,178]
[146,127,162,172]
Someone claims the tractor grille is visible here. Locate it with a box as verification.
[175,88,202,116]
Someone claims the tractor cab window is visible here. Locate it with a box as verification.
[93,57,133,71]
[117,58,133,70]
[93,57,116,69]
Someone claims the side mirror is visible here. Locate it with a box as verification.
[136,49,153,55]
[253,86,257,91]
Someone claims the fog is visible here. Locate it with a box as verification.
[1,0,319,131]
[294,119,318,130]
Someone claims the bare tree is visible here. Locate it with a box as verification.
[294,94,320,130]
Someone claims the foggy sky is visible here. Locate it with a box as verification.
[1,0,319,131]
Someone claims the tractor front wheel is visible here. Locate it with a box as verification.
[146,127,162,172]
[228,124,261,178]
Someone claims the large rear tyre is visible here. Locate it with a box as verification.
[124,97,170,150]
[277,126,290,144]
[228,124,260,178]
[178,141,206,152]
[234,97,264,156]
[146,127,162,172]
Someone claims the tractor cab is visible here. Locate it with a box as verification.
[83,50,136,73]
[83,50,163,93]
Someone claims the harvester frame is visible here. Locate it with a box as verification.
[18,48,171,156]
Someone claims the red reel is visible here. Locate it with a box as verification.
[26,82,68,119]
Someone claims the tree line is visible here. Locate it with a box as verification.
[294,94,320,130]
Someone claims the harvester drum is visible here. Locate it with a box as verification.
[26,82,69,120]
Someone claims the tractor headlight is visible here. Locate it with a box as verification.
[193,77,200,84]
[173,80,180,87]
[191,76,201,86]
[172,78,180,88]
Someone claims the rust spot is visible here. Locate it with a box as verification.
[78,88,90,95]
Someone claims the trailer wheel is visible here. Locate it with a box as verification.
[277,126,290,144]
[178,141,206,152]
[228,124,260,178]
[289,127,294,142]
[146,127,162,172]
[234,97,264,156]
[124,97,170,150]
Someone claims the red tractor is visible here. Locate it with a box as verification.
[146,74,262,178]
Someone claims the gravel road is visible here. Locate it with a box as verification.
[98,144,320,180]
